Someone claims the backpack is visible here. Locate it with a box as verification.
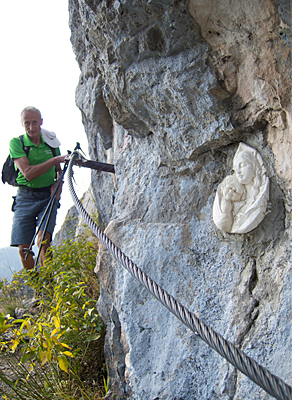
[2,135,56,186]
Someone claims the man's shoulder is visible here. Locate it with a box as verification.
[9,136,22,148]
[9,135,28,158]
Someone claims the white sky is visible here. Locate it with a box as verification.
[0,1,91,249]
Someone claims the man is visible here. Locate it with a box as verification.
[9,106,67,270]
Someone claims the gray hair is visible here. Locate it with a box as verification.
[20,106,42,125]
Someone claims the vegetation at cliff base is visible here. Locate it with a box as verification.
[0,237,108,399]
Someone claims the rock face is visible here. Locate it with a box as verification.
[68,1,292,399]
[54,187,98,246]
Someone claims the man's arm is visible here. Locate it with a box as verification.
[14,155,66,181]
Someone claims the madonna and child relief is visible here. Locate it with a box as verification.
[213,143,269,234]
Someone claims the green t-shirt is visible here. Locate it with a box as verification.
[9,133,61,189]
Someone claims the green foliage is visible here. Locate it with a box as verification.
[0,237,107,399]
[0,312,13,334]
[0,273,24,316]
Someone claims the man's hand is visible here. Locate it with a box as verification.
[64,154,71,163]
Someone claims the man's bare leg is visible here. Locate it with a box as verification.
[18,231,52,271]
[18,244,34,270]
[37,231,52,267]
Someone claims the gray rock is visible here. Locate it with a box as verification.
[68,0,292,398]
[53,186,98,244]
[53,204,79,246]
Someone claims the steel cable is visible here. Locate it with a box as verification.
[67,151,292,400]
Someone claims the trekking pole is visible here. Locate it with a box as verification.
[22,163,68,266]
[34,165,68,268]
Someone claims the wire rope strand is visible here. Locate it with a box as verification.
[67,152,292,400]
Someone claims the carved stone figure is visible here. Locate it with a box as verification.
[213,143,270,234]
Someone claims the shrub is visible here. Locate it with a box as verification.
[0,237,107,399]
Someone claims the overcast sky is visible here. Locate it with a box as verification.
[0,1,91,252]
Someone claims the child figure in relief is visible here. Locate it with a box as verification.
[213,175,245,233]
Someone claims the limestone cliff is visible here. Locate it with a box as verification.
[68,1,292,398]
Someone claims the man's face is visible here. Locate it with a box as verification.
[22,110,43,136]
